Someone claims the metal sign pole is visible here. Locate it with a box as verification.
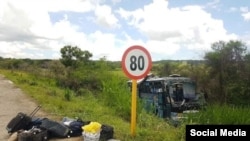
[131,79,137,137]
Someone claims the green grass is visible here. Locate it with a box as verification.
[185,104,250,125]
[110,70,126,77]
[0,69,184,141]
[1,69,249,141]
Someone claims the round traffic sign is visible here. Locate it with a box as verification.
[122,45,152,80]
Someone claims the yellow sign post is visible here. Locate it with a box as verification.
[121,45,152,137]
[131,79,137,136]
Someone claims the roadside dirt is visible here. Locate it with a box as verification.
[0,74,82,141]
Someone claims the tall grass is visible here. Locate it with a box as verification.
[185,104,250,125]
[100,73,132,120]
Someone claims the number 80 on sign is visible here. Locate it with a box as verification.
[122,45,152,80]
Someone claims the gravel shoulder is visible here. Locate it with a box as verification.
[0,74,82,141]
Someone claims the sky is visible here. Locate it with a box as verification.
[0,0,250,61]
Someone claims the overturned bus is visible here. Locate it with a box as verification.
[128,74,206,118]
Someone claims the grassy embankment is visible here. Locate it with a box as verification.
[1,69,250,141]
[0,69,185,141]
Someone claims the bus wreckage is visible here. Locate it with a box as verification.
[128,73,206,119]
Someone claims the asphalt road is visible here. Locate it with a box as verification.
[0,74,82,141]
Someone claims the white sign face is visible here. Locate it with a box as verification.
[122,45,152,79]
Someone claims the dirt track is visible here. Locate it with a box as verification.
[0,74,82,141]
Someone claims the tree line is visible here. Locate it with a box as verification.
[0,40,249,106]
[154,40,250,105]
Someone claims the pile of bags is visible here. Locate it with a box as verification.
[7,115,114,141]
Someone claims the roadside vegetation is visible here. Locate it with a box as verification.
[0,40,250,140]
[186,104,250,125]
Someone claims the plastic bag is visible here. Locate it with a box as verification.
[82,122,101,133]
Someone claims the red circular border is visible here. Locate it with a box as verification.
[122,45,152,80]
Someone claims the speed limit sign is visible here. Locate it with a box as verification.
[122,45,152,136]
[122,45,152,80]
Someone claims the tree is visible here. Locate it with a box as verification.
[60,45,92,68]
[158,62,172,76]
[204,40,247,104]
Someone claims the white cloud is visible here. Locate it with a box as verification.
[111,0,121,5]
[117,0,237,55]
[0,0,244,61]
[206,0,220,9]
[240,7,248,13]
[228,7,237,13]
[242,12,250,21]
[0,0,124,60]
[8,0,94,13]
[0,41,34,58]
[0,0,96,59]
[146,40,180,54]
[94,5,119,28]
[240,7,250,21]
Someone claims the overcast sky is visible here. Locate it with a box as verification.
[0,0,250,61]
